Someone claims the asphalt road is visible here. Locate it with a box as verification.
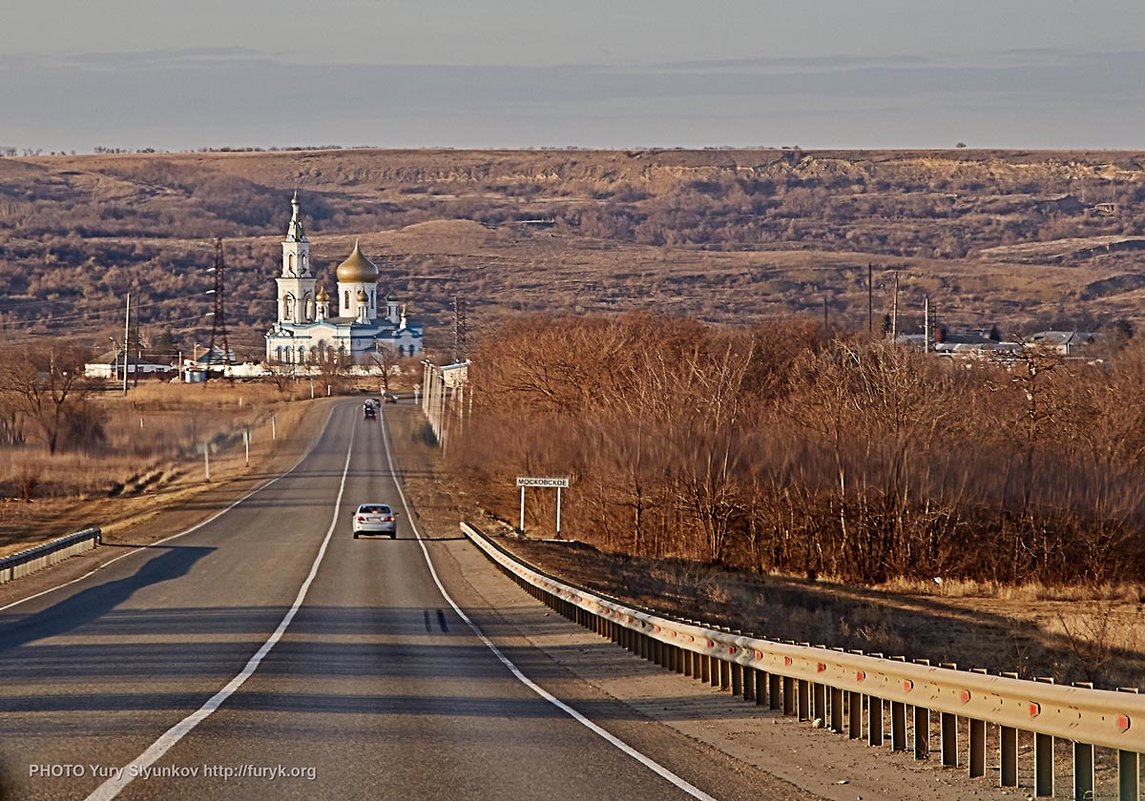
[0,402,800,801]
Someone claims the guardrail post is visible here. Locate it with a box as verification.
[754,669,766,706]
[1072,682,1095,801]
[890,656,907,751]
[849,692,863,739]
[701,651,711,683]
[797,679,810,721]
[848,650,865,740]
[1034,677,1055,798]
[830,686,843,732]
[720,658,731,691]
[968,668,988,778]
[783,676,795,716]
[914,703,930,759]
[999,671,1018,786]
[731,661,743,697]
[1119,749,1139,801]
[813,682,826,723]
[769,673,782,712]
[1119,687,1140,801]
[868,695,884,747]
[940,710,958,767]
[891,698,906,751]
[940,662,958,767]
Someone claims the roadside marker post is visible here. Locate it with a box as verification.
[516,476,570,538]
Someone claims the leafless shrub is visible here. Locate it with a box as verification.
[452,314,1145,588]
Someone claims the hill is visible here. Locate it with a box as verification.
[1,147,1143,357]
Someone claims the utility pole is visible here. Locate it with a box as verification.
[891,272,899,341]
[923,296,930,353]
[867,263,873,336]
[122,292,131,395]
[452,295,468,364]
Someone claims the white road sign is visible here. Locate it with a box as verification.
[516,476,570,488]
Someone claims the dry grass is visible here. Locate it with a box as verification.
[876,576,1145,602]
[0,381,315,556]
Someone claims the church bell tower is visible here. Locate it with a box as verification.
[276,191,317,324]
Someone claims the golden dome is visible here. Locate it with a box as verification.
[336,240,378,283]
[356,288,369,302]
[315,285,329,302]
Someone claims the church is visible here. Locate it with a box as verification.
[264,193,424,365]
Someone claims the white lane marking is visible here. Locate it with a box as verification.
[379,408,718,801]
[84,413,356,801]
[0,405,339,615]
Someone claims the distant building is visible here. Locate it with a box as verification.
[85,351,177,380]
[264,193,423,366]
[1025,331,1095,356]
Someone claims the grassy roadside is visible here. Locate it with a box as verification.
[0,384,336,557]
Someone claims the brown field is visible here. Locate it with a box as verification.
[0,382,325,557]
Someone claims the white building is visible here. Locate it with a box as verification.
[265,193,424,365]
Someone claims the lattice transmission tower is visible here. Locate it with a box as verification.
[452,295,468,363]
[206,238,232,378]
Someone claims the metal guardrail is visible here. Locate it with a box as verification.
[462,521,1144,800]
[0,527,101,585]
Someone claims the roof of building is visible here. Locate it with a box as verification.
[1026,331,1096,346]
[336,241,379,283]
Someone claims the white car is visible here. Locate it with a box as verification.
[352,503,398,539]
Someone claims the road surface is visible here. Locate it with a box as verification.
[0,402,814,801]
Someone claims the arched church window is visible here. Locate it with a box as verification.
[288,253,295,274]
[283,295,295,320]
[344,291,350,310]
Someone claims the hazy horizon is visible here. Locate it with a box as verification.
[3,2,1143,153]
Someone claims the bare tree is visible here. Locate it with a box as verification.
[369,345,403,395]
[0,341,92,454]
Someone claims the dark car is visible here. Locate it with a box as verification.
[363,400,377,419]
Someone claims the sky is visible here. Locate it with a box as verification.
[2,0,1143,152]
